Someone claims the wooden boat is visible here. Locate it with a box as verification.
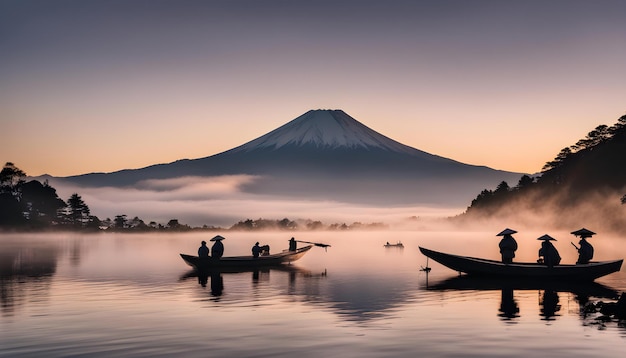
[180,245,313,270]
[419,246,623,281]
[384,242,404,248]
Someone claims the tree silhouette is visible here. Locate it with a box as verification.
[515,175,534,190]
[65,193,91,228]
[0,162,26,195]
[114,215,128,229]
[21,180,66,225]
[0,163,28,226]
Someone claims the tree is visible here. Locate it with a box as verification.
[129,216,148,230]
[0,162,26,195]
[306,220,324,230]
[543,147,572,172]
[114,215,128,229]
[231,219,255,230]
[572,125,610,151]
[0,163,28,226]
[277,218,297,230]
[21,180,67,225]
[515,175,534,190]
[494,181,510,195]
[167,219,180,229]
[65,193,91,228]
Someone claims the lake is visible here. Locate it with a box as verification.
[1,230,625,357]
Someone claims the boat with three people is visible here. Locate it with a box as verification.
[181,245,313,270]
[419,246,623,281]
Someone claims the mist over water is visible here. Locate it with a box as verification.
[48,176,464,227]
[2,231,625,357]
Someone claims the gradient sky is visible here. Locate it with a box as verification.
[2,0,626,177]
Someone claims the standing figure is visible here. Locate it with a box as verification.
[198,240,209,258]
[210,235,225,259]
[497,228,518,264]
[537,234,561,267]
[572,228,595,264]
[288,237,297,251]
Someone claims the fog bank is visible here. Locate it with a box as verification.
[50,175,463,228]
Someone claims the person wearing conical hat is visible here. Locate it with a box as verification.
[210,235,225,259]
[497,228,518,264]
[537,234,561,267]
[572,228,595,264]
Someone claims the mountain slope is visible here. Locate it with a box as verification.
[45,109,524,206]
[232,109,438,155]
[459,115,626,232]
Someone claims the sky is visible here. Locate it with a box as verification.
[2,0,626,178]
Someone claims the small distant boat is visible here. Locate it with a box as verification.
[419,247,623,281]
[384,241,404,248]
[180,245,313,270]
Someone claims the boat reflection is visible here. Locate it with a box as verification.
[425,276,620,322]
[179,265,327,298]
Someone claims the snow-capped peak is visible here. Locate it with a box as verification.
[232,109,418,154]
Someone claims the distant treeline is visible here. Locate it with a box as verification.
[0,163,387,232]
[458,114,626,232]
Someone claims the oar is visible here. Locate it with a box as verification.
[296,240,331,251]
[571,242,580,251]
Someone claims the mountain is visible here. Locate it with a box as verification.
[44,110,524,206]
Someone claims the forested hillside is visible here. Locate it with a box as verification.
[458,115,626,233]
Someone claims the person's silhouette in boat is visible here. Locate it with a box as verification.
[289,237,297,251]
[537,234,561,267]
[497,228,518,264]
[572,228,595,264]
[211,235,225,259]
[198,240,209,258]
[252,242,262,258]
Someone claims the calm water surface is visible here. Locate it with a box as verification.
[1,231,625,357]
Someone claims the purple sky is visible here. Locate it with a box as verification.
[2,0,626,176]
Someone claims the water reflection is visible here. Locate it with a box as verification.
[499,288,519,320]
[0,243,60,317]
[426,276,619,324]
[180,265,327,299]
[540,289,560,321]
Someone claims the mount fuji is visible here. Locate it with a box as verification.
[44,110,524,206]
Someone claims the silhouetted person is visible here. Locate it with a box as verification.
[577,238,594,264]
[537,234,561,267]
[289,237,297,251]
[252,242,262,258]
[571,228,595,264]
[210,235,225,259]
[497,228,518,264]
[198,240,209,258]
